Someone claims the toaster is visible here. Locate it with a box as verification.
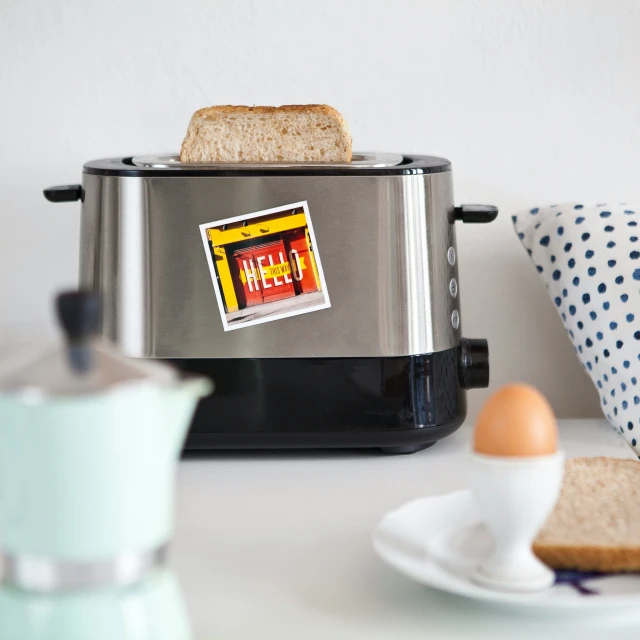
[45,152,497,454]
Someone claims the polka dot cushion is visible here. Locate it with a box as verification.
[513,203,640,455]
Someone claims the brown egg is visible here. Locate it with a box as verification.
[474,384,557,457]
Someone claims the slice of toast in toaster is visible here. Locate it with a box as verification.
[179,104,352,164]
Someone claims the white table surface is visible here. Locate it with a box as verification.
[171,419,640,640]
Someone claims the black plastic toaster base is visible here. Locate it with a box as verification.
[182,420,463,454]
[169,346,478,454]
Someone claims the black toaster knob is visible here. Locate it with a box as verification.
[458,338,490,389]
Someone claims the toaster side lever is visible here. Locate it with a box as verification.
[43,184,84,203]
[454,205,498,223]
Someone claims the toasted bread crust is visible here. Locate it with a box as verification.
[190,104,347,120]
[534,544,640,573]
[180,104,352,163]
[533,457,640,573]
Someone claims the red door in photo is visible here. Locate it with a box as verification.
[285,229,319,294]
[250,240,296,304]
[233,246,264,307]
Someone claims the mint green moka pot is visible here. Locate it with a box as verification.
[0,292,212,592]
[0,568,192,640]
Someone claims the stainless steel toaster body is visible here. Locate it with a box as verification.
[76,154,468,359]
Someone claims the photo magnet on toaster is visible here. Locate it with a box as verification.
[199,201,331,331]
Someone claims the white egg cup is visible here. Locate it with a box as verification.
[468,451,565,592]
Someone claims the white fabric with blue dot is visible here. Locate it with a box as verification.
[513,203,640,455]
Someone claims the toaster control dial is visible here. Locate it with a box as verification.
[458,338,490,389]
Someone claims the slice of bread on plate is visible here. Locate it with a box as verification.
[180,104,352,163]
[533,457,640,572]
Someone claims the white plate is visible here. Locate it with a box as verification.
[372,490,640,616]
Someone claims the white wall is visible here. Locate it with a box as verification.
[2,0,639,420]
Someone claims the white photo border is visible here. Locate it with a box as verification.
[199,200,331,332]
